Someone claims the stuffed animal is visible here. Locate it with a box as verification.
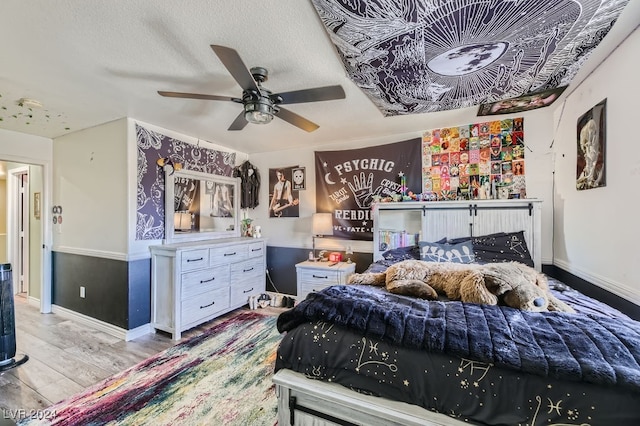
[348,260,574,313]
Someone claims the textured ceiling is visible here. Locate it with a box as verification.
[0,1,638,154]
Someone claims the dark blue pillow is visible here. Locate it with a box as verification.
[472,231,534,267]
[380,238,446,263]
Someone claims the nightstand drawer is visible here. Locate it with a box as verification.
[299,282,335,297]
[181,287,230,327]
[182,266,230,299]
[180,248,209,271]
[298,269,341,286]
[296,261,356,302]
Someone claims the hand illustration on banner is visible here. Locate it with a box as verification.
[347,172,383,209]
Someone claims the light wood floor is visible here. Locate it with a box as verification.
[0,295,285,422]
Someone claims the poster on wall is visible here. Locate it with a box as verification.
[292,167,306,190]
[423,118,526,200]
[576,99,606,190]
[477,87,567,116]
[268,167,300,218]
[315,138,422,241]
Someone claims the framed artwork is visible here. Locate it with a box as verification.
[477,86,567,116]
[268,167,300,218]
[576,99,606,190]
[34,192,41,219]
[292,167,306,190]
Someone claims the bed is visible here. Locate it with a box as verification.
[273,235,640,425]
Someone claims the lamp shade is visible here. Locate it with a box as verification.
[312,213,333,236]
[174,212,192,231]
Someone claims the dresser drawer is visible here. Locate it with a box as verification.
[230,280,262,307]
[181,287,230,327]
[247,241,265,258]
[210,244,248,265]
[231,257,263,281]
[298,269,341,286]
[180,248,209,271]
[181,266,230,299]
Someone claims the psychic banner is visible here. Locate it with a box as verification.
[315,138,422,241]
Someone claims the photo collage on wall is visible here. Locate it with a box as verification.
[422,118,526,201]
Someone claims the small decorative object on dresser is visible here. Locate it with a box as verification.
[295,260,355,301]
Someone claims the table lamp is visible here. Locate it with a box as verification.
[312,213,333,261]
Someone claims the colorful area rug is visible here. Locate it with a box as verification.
[19,311,281,426]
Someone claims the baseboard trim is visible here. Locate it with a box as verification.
[51,305,151,341]
[553,259,639,305]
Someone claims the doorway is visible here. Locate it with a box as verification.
[8,166,29,296]
[2,162,43,304]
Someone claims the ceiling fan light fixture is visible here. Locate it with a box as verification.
[244,100,274,125]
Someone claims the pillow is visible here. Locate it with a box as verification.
[418,240,475,263]
[381,238,446,263]
[469,231,534,267]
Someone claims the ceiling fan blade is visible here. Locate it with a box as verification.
[276,107,319,132]
[158,91,238,102]
[210,45,260,93]
[275,85,345,105]
[228,110,249,131]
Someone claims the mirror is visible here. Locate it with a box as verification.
[164,168,240,242]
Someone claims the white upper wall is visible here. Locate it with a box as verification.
[552,27,640,305]
[0,127,52,164]
[53,118,129,256]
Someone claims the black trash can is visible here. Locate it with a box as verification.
[0,263,17,366]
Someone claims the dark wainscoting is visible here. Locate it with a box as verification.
[544,264,640,321]
[265,246,373,296]
[52,252,151,330]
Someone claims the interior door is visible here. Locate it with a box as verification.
[7,166,30,297]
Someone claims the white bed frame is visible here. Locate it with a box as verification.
[273,369,466,426]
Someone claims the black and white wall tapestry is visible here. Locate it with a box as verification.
[315,138,422,241]
[136,124,236,240]
[311,0,629,115]
[576,99,606,190]
[268,167,300,218]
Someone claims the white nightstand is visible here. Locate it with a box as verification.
[295,260,356,301]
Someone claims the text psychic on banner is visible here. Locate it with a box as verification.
[315,138,422,241]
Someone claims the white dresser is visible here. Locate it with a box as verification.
[295,261,356,301]
[150,237,266,340]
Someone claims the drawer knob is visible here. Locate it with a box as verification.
[187,257,204,262]
[251,248,262,252]
[312,274,328,279]
[243,267,254,273]
[200,301,215,309]
[224,252,237,257]
[200,277,215,283]
[243,287,254,294]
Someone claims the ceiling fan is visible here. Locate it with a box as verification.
[158,45,346,132]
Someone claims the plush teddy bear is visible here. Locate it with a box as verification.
[348,259,574,313]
